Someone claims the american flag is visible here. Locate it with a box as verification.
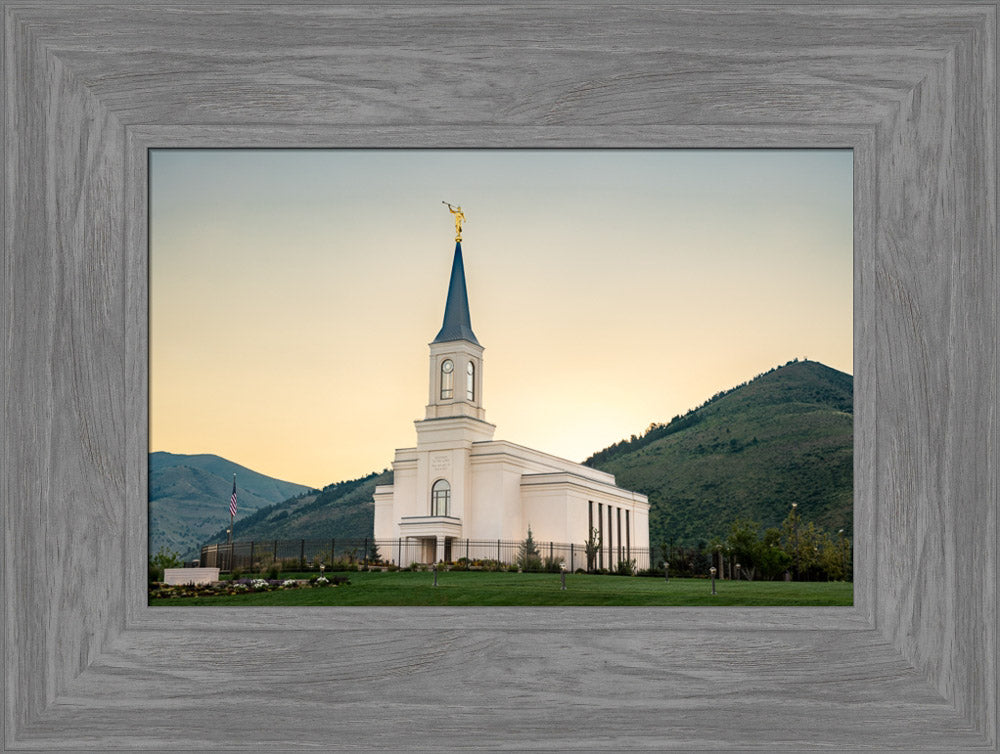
[230,477,237,518]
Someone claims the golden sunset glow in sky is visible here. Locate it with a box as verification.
[150,149,852,489]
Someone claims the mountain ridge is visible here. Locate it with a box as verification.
[587,359,853,547]
[149,451,311,559]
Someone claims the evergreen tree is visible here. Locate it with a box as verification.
[517,526,542,572]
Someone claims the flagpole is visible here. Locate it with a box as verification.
[228,473,237,572]
[230,473,237,543]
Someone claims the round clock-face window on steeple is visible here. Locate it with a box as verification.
[440,359,454,400]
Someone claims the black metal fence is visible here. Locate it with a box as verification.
[200,537,652,573]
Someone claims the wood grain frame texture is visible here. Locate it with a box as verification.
[2,2,997,751]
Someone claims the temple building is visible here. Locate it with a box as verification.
[373,211,649,566]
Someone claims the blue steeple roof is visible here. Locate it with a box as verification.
[433,242,480,346]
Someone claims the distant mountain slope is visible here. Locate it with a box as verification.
[586,360,853,547]
[149,452,311,559]
[199,470,391,548]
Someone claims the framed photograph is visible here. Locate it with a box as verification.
[147,148,855,605]
[4,3,996,749]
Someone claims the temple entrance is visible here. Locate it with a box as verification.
[419,538,436,564]
[417,536,453,564]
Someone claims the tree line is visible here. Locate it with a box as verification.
[653,505,852,582]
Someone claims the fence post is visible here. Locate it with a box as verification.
[273,539,277,562]
[466,538,469,562]
[497,539,501,563]
[570,543,574,572]
[549,541,553,561]
[364,537,369,565]
[397,538,402,567]
[331,538,335,565]
[300,539,305,568]
[249,541,255,570]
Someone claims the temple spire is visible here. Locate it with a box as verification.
[433,241,479,345]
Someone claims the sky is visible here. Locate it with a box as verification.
[150,149,853,489]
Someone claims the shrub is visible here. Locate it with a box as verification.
[584,527,602,572]
[148,546,183,583]
[616,559,637,576]
[543,555,563,573]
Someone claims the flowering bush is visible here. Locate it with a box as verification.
[148,575,348,600]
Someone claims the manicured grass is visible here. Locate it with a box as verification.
[149,571,853,607]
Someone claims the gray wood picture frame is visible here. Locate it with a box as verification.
[3,2,997,750]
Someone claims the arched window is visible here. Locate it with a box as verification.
[466,361,475,401]
[431,479,451,516]
[440,359,454,400]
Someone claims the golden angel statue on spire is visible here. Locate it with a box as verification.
[442,201,465,242]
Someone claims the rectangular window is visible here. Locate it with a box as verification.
[615,508,622,563]
[597,503,603,570]
[607,505,613,570]
[626,509,630,559]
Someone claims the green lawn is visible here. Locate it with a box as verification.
[149,571,853,607]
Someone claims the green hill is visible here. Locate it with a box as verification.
[199,469,392,548]
[585,359,853,547]
[149,452,311,559]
